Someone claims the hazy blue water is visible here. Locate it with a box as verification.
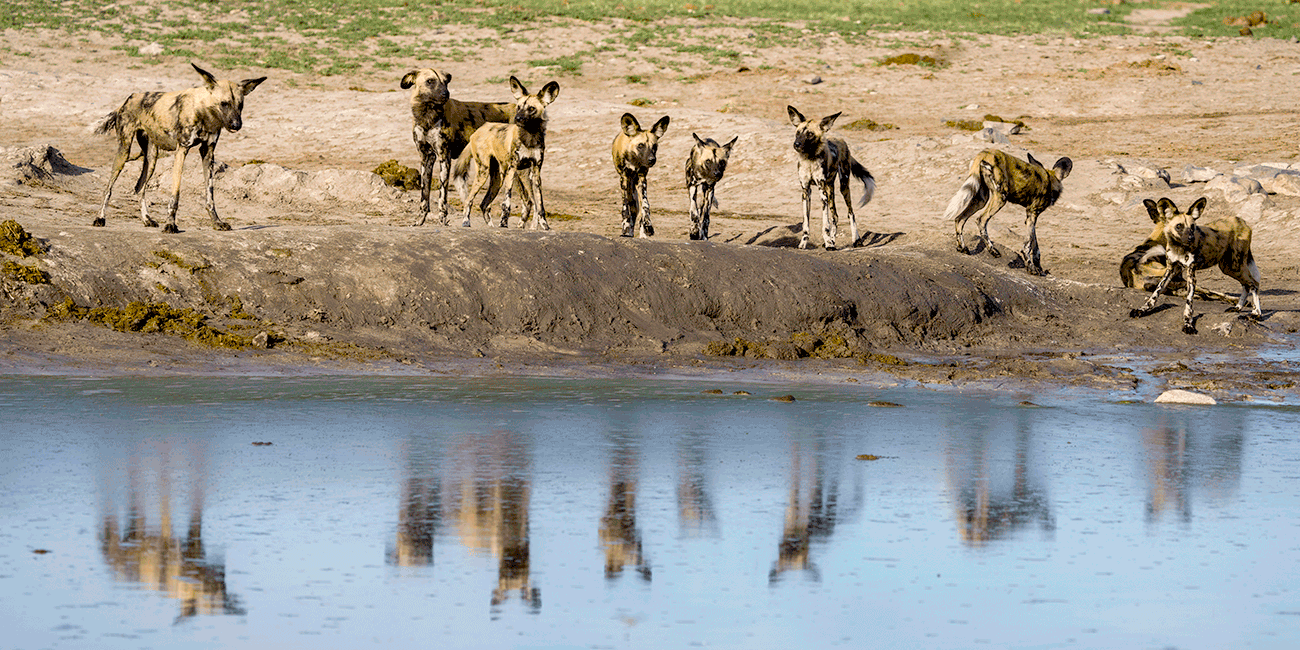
[1,375,1297,649]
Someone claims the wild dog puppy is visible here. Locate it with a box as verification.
[684,133,737,241]
[786,106,876,251]
[94,63,266,233]
[400,68,515,226]
[612,113,670,238]
[1129,197,1262,334]
[459,76,560,229]
[944,149,1072,276]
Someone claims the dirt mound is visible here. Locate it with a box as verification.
[1,144,95,188]
[218,162,405,207]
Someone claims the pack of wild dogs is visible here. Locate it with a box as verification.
[91,64,1265,334]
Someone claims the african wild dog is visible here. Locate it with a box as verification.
[1128,197,1261,334]
[786,106,876,251]
[684,133,737,241]
[459,77,560,229]
[1120,199,1234,302]
[94,63,266,233]
[944,149,1072,276]
[612,113,670,238]
[400,68,515,226]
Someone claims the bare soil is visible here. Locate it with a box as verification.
[1,20,1298,400]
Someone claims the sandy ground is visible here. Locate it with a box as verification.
[1,18,1298,400]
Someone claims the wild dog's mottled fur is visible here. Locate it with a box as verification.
[459,76,560,229]
[684,133,736,241]
[400,68,515,226]
[944,148,1072,276]
[786,106,876,251]
[1129,197,1262,334]
[612,113,670,238]
[94,63,266,233]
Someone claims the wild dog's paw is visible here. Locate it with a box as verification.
[988,245,1002,259]
[91,217,106,227]
[213,221,232,232]
[143,218,159,228]
[162,223,180,234]
[1181,322,1198,335]
[1128,308,1146,319]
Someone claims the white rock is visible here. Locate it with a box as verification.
[1155,389,1216,405]
[1181,164,1218,183]
[1206,174,1264,201]
[974,127,1011,144]
[982,121,1022,135]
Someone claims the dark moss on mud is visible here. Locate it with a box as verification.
[943,119,984,132]
[879,53,940,67]
[842,118,897,132]
[0,220,43,257]
[2,260,50,284]
[45,298,249,349]
[373,159,420,191]
[703,331,909,366]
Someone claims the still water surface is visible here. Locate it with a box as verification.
[1,375,1297,649]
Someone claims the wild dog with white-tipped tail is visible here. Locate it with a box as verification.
[786,106,876,251]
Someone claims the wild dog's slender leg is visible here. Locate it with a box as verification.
[415,145,434,226]
[637,173,654,238]
[95,139,135,228]
[974,190,1007,258]
[498,161,518,228]
[701,183,714,240]
[687,183,703,240]
[163,145,190,234]
[529,166,548,230]
[1181,264,1199,335]
[839,166,858,247]
[199,138,230,231]
[1021,208,1043,275]
[820,178,839,251]
[436,148,454,227]
[463,158,492,227]
[619,171,636,237]
[1130,262,1181,318]
[137,135,160,228]
[798,173,813,250]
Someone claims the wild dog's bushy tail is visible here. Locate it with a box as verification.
[850,157,875,207]
[942,173,989,224]
[94,110,121,136]
[132,145,152,194]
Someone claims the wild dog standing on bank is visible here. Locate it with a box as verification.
[94,63,266,233]
[459,76,560,229]
[786,106,876,251]
[684,133,737,241]
[400,68,514,226]
[612,113,670,238]
[1128,197,1261,334]
[944,148,1072,276]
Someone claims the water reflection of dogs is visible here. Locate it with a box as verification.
[445,431,540,616]
[388,474,440,567]
[98,448,244,622]
[1142,416,1243,526]
[945,411,1054,547]
[601,440,652,582]
[677,435,718,538]
[770,440,846,584]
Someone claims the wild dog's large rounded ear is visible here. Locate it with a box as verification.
[787,105,805,126]
[1027,152,1043,168]
[818,112,842,131]
[620,113,641,136]
[539,80,560,104]
[1143,198,1162,223]
[1156,197,1178,222]
[240,77,268,95]
[1052,157,1073,180]
[692,133,706,146]
[723,135,738,151]
[1188,196,1208,220]
[191,63,218,88]
[400,71,418,89]
[651,115,670,138]
[441,71,452,84]
[509,76,527,99]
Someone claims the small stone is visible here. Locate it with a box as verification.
[733,390,751,395]
[772,394,797,403]
[869,400,903,407]
[803,75,823,85]
[1018,400,1041,407]
[701,389,725,395]
[855,454,881,461]
[1086,7,1110,14]
[1181,164,1218,183]
[251,331,270,349]
[975,127,1011,144]
[1155,389,1217,405]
